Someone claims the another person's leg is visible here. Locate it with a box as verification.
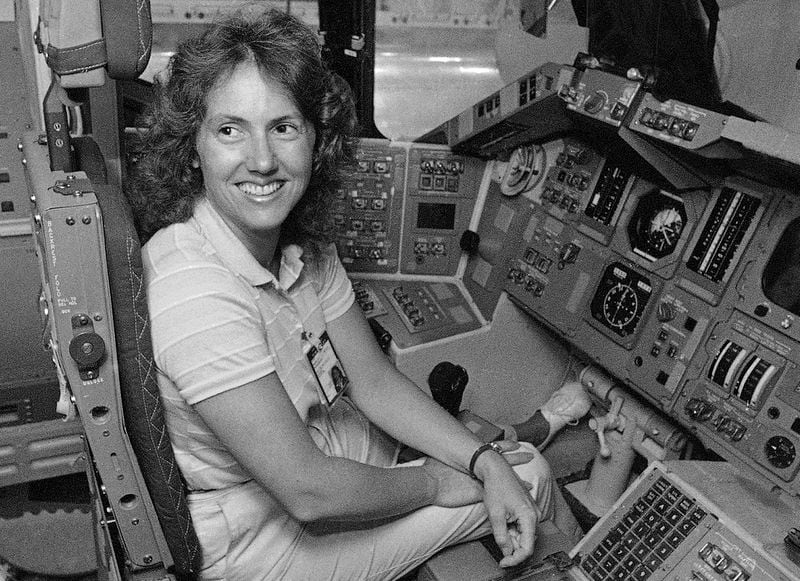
[504,381,592,450]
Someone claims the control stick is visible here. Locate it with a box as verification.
[428,361,469,417]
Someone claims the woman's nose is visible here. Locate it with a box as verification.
[247,136,278,173]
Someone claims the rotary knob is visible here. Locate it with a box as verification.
[583,91,608,114]
[657,301,676,322]
[69,332,106,371]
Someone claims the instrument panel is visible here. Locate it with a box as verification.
[342,97,800,496]
[333,139,483,277]
[334,140,486,350]
[484,134,800,494]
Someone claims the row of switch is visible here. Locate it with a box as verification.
[541,187,580,213]
[391,287,430,328]
[522,248,553,273]
[346,246,386,261]
[419,159,464,175]
[683,397,746,442]
[356,159,392,174]
[555,168,591,190]
[697,542,750,581]
[651,328,680,359]
[414,240,447,256]
[353,282,376,313]
[507,267,545,297]
[638,108,700,141]
[335,215,386,233]
[419,173,460,192]
[348,196,387,211]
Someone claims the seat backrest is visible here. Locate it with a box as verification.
[26,0,202,577]
[76,136,203,579]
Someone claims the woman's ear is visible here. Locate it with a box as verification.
[191,157,201,169]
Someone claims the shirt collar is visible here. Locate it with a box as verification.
[192,198,305,289]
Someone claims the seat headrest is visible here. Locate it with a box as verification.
[36,0,152,86]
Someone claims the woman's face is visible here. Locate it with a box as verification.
[195,60,316,257]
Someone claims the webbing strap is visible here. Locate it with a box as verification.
[38,0,152,81]
[43,38,108,76]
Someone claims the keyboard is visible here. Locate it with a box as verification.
[567,462,794,581]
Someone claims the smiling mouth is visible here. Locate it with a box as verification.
[238,182,283,196]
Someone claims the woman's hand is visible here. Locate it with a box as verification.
[422,440,537,509]
[422,456,483,508]
[473,443,541,567]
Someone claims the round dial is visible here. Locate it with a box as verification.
[628,191,687,259]
[590,262,653,340]
[647,207,683,254]
[602,282,640,330]
[765,435,796,469]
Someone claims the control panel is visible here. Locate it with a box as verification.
[458,125,800,494]
[343,62,800,496]
[419,61,576,158]
[334,139,406,273]
[629,93,726,150]
[560,66,643,128]
[674,190,800,488]
[570,463,796,581]
[334,140,482,278]
[351,277,481,349]
[337,140,487,350]
[399,145,484,276]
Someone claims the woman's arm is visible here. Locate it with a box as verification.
[192,369,483,523]
[326,303,542,566]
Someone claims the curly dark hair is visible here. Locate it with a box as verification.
[126,7,358,251]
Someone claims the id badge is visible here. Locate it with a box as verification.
[305,330,349,406]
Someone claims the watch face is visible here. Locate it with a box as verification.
[628,190,687,260]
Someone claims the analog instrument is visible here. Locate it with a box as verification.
[591,262,653,338]
[628,190,687,259]
[765,435,796,470]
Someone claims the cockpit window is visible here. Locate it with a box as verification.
[762,217,800,316]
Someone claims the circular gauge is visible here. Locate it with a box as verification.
[591,262,654,339]
[765,435,796,469]
[648,207,683,253]
[602,282,640,330]
[628,190,687,259]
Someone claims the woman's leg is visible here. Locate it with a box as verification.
[192,400,568,580]
[270,442,557,581]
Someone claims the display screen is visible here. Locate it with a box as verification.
[762,217,800,316]
[417,202,456,230]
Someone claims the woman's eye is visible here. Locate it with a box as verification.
[219,126,242,139]
[274,123,300,137]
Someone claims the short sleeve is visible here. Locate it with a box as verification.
[144,233,275,405]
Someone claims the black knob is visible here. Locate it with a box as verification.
[68,332,106,370]
[428,361,468,417]
[460,230,480,254]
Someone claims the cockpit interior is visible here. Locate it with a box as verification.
[2,1,800,579]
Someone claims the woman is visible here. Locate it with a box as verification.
[129,8,567,580]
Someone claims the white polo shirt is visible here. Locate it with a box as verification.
[143,198,354,491]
